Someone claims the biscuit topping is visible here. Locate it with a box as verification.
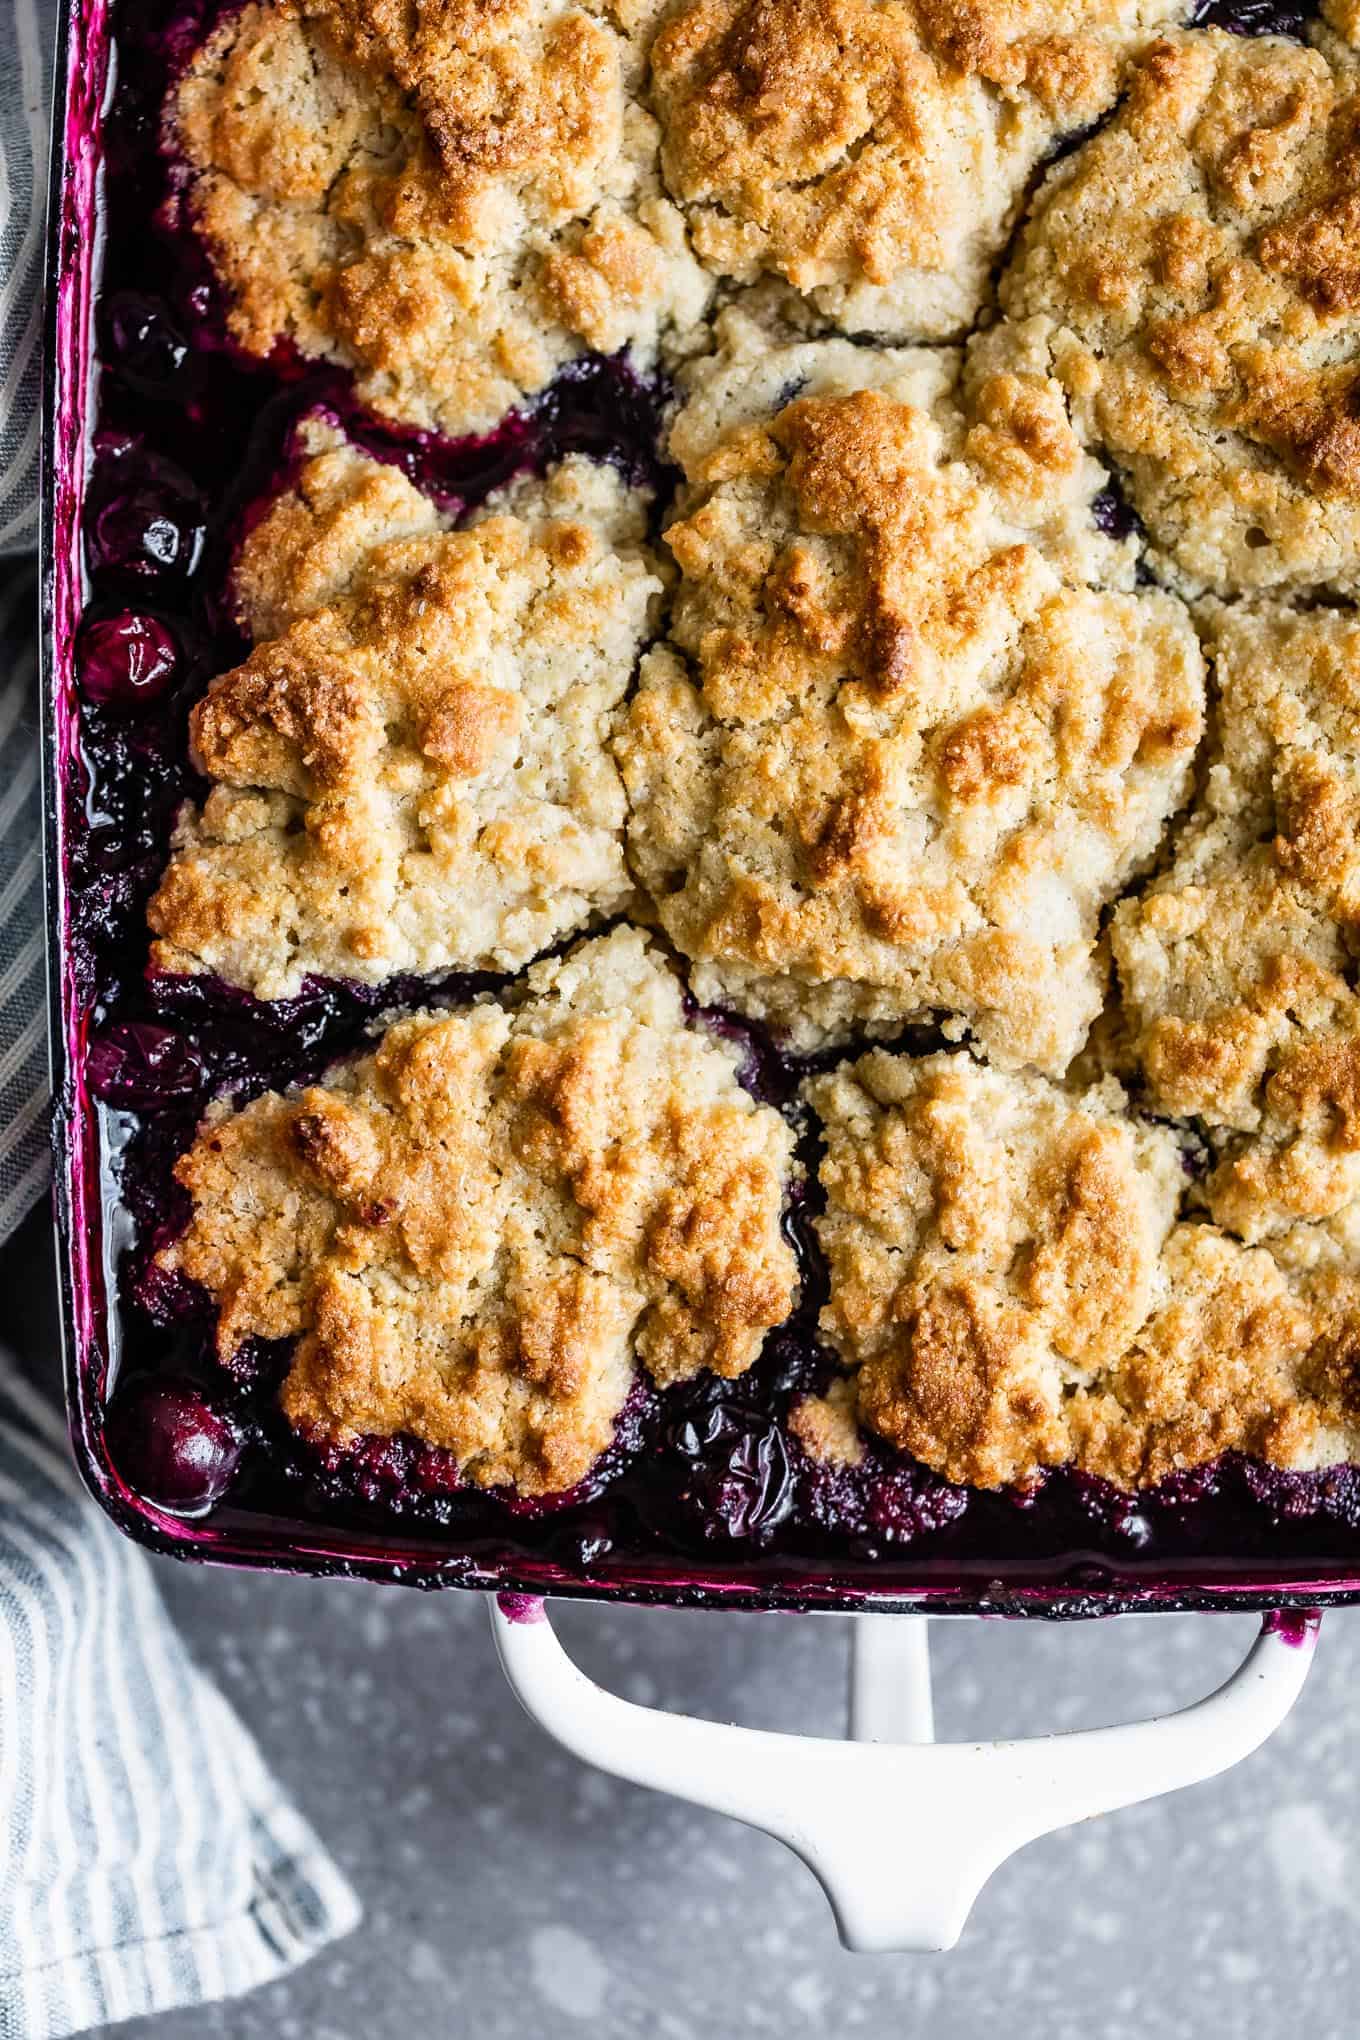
[810,1049,1360,1488]
[173,0,711,434]
[158,930,799,1494]
[144,4,1360,1516]
[995,29,1360,594]
[652,0,1181,339]
[1112,603,1360,1242]
[148,423,661,999]
[617,308,1204,1070]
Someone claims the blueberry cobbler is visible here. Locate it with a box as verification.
[69,0,1360,1596]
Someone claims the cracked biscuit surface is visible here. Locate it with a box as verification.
[158,929,799,1495]
[809,1048,1360,1488]
[1112,603,1360,1244]
[156,5,1360,1509]
[149,421,661,999]
[173,0,711,436]
[616,306,1205,1070]
[994,26,1360,596]
[651,0,1181,341]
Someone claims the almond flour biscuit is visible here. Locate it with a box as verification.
[616,307,1205,1070]
[994,29,1360,596]
[149,422,663,999]
[788,1377,866,1467]
[172,0,711,437]
[231,420,452,642]
[158,929,799,1495]
[1112,605,1360,1241]
[808,1048,1360,1488]
[651,0,1181,343]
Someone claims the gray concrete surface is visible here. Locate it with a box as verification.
[9,1206,1359,2038]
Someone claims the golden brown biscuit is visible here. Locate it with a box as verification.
[149,422,662,998]
[651,0,1181,340]
[995,28,1360,595]
[616,306,1204,1070]
[159,929,799,1495]
[1112,604,1360,1241]
[809,1048,1360,1487]
[173,0,711,435]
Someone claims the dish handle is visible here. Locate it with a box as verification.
[490,1597,1318,1952]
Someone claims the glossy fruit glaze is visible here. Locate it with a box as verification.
[51,0,1360,1611]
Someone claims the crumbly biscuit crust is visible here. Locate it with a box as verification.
[789,1377,866,1466]
[174,0,712,435]
[618,307,1204,1068]
[148,423,662,998]
[809,1049,1360,1488]
[158,4,1360,1505]
[995,28,1360,596]
[1112,603,1360,1245]
[652,0,1181,340]
[175,0,1180,406]
[159,929,798,1493]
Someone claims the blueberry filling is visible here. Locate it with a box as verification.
[1091,482,1138,544]
[1188,0,1319,37]
[98,289,193,401]
[65,0,1360,1597]
[86,437,207,584]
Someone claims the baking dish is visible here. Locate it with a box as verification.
[37,0,1353,1948]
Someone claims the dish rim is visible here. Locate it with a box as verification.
[39,0,1360,1618]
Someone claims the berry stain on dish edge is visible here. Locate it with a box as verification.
[1263,1609,1323,1645]
[497,1593,547,1623]
[58,0,1360,1602]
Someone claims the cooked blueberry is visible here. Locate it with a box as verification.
[1092,488,1132,541]
[864,1466,970,1543]
[79,821,153,874]
[87,1023,204,1109]
[1238,1457,1327,1522]
[412,1444,465,1496]
[760,1324,825,1399]
[86,459,206,583]
[687,1001,793,1106]
[1145,1460,1223,1515]
[77,611,179,707]
[100,291,190,396]
[796,1436,968,1545]
[665,1396,794,1543]
[132,1260,208,1329]
[226,1336,294,1390]
[1318,1466,1360,1530]
[535,353,669,488]
[105,1377,241,1515]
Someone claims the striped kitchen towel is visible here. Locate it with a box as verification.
[0,1354,362,2039]
[0,562,45,1241]
[2,0,45,560]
